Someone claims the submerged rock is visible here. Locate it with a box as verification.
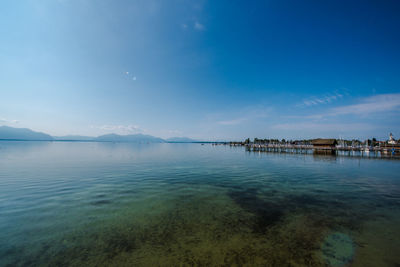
[321,232,354,266]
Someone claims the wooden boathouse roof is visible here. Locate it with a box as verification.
[312,139,337,145]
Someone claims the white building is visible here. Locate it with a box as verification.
[388,133,397,145]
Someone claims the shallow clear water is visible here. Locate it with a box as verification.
[0,142,399,266]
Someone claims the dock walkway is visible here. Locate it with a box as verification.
[237,144,400,158]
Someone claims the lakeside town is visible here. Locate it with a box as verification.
[222,133,400,158]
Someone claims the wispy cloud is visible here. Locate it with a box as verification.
[294,93,400,121]
[330,93,400,116]
[272,122,374,131]
[273,93,400,138]
[218,118,246,125]
[299,92,344,107]
[194,21,205,31]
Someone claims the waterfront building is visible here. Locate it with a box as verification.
[312,139,337,154]
[388,133,397,145]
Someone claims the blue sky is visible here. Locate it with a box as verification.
[1,0,400,140]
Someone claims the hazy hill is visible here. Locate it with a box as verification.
[0,126,53,141]
[0,126,198,143]
[94,133,165,143]
[53,135,95,141]
[166,137,198,143]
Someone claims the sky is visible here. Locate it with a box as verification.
[1,0,400,141]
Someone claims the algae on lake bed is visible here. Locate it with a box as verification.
[321,232,354,266]
[5,184,397,267]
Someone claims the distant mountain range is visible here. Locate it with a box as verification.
[0,126,199,143]
[94,133,165,143]
[53,135,95,141]
[165,137,198,143]
[0,126,53,141]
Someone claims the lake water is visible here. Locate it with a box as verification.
[0,142,399,266]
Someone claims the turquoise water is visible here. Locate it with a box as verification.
[0,142,399,266]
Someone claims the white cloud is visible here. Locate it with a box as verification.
[300,92,344,107]
[272,122,374,131]
[330,93,400,116]
[218,118,246,125]
[296,93,400,120]
[194,21,205,31]
[181,23,188,30]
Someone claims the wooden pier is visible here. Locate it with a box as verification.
[237,144,400,159]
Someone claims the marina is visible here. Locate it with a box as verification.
[226,138,400,159]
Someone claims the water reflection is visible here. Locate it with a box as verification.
[312,154,337,162]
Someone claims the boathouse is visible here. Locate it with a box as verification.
[312,139,337,154]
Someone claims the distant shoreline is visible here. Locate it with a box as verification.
[0,139,226,144]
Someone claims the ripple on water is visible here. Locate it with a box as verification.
[0,142,399,266]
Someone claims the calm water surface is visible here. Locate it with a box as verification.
[0,142,399,266]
